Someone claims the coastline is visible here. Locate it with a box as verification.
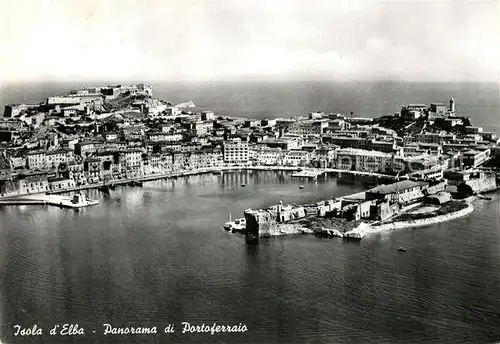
[367,201,474,233]
[0,165,394,199]
[252,201,476,239]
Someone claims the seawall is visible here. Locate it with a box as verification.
[369,203,474,233]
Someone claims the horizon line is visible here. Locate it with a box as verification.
[1,79,499,85]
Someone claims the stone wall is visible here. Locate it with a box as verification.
[466,173,497,193]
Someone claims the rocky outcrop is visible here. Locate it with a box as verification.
[344,222,369,240]
[317,228,344,238]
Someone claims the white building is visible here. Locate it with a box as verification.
[223,140,249,164]
[336,148,393,173]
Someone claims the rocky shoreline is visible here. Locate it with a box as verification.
[249,198,478,240]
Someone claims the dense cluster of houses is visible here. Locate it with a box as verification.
[0,84,499,197]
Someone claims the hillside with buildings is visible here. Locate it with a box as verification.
[0,84,499,200]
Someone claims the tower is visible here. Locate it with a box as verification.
[449,97,456,113]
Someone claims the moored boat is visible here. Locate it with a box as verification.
[223,213,246,233]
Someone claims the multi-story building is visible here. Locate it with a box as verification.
[461,149,491,168]
[250,147,286,166]
[283,150,310,167]
[84,158,102,182]
[287,120,328,136]
[311,146,338,168]
[17,172,49,194]
[121,150,143,177]
[148,131,180,142]
[366,139,397,153]
[366,180,427,205]
[322,135,366,150]
[223,140,249,165]
[336,148,393,173]
[27,150,73,171]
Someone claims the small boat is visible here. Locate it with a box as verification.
[241,183,246,187]
[134,181,143,187]
[108,184,116,190]
[127,181,136,186]
[397,247,407,252]
[223,213,246,233]
[299,185,304,189]
[223,213,233,230]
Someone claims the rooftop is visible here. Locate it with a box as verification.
[368,180,428,195]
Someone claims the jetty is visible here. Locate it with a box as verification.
[0,193,99,208]
[291,169,325,179]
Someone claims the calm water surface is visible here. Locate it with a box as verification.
[1,171,500,343]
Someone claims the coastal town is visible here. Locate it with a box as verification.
[0,84,499,235]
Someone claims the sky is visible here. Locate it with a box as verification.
[0,0,499,82]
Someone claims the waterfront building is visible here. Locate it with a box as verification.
[120,150,142,178]
[27,150,74,171]
[283,150,311,167]
[5,171,50,196]
[311,146,338,168]
[335,148,393,173]
[62,161,85,183]
[223,139,249,164]
[48,177,76,191]
[366,180,427,205]
[250,147,286,166]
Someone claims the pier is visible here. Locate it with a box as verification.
[0,193,99,208]
[291,168,397,180]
